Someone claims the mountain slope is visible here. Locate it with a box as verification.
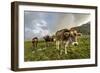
[72,22,90,35]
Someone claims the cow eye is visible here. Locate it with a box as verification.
[74,33,77,36]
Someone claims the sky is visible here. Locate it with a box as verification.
[24,11,90,41]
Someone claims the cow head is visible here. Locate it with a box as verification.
[64,29,81,46]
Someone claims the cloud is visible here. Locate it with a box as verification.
[32,19,47,27]
[57,14,76,29]
[32,27,41,34]
[32,27,50,37]
[32,19,50,37]
[24,11,90,41]
[56,13,90,30]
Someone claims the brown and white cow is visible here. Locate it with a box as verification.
[55,28,81,54]
[32,37,38,49]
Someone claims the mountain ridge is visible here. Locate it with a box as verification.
[71,22,90,35]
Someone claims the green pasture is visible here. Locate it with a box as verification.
[24,35,90,61]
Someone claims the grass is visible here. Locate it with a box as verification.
[24,35,90,61]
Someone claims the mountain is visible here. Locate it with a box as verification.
[71,22,90,35]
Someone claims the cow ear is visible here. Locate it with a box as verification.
[77,33,82,36]
[64,32,69,36]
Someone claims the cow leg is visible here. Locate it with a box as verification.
[45,42,47,48]
[35,43,37,49]
[34,43,36,49]
[56,41,60,50]
[60,49,63,55]
[59,41,63,55]
[36,43,37,48]
[33,43,34,47]
[34,43,37,50]
[64,41,69,54]
[32,43,35,51]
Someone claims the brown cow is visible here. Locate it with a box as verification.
[55,28,81,54]
[32,37,38,49]
[43,35,54,47]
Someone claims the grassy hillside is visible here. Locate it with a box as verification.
[72,22,90,35]
[24,35,90,61]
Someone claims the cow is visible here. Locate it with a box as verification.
[55,28,82,54]
[32,37,38,49]
[43,35,54,47]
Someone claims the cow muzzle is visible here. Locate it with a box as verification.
[72,42,78,46]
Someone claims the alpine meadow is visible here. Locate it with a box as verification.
[24,22,90,61]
